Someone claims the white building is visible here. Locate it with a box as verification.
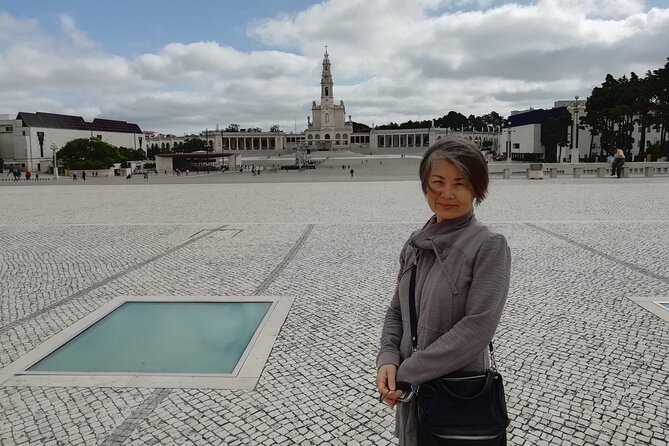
[504,101,595,162]
[0,112,143,173]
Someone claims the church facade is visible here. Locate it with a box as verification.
[303,48,353,150]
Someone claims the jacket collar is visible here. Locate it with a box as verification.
[410,208,476,251]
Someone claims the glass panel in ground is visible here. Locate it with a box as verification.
[28,302,272,374]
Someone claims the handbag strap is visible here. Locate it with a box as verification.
[408,264,497,371]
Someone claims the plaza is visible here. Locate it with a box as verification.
[0,171,668,445]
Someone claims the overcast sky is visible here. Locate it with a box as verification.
[1,0,667,135]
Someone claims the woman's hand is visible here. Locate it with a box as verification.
[376,364,403,408]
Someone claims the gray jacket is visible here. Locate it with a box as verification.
[377,209,511,445]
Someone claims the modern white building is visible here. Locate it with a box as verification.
[504,101,595,162]
[0,112,143,173]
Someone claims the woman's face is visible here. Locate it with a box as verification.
[426,159,474,222]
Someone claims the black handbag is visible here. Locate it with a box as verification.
[408,265,509,445]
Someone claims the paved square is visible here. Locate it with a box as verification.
[1,174,668,445]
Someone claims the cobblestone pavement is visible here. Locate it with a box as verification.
[1,177,668,445]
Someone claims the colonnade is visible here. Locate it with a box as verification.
[221,136,276,151]
[376,133,430,148]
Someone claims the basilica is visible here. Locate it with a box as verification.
[145,48,498,155]
[303,47,354,150]
[0,49,502,175]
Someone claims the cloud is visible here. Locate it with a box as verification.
[58,14,95,48]
[0,1,667,135]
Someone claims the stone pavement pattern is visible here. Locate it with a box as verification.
[0,177,668,445]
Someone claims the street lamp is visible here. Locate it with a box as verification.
[51,143,59,180]
[506,121,512,161]
[570,95,580,163]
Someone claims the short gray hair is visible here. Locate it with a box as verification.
[419,137,489,205]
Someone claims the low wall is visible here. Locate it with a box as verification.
[489,162,669,178]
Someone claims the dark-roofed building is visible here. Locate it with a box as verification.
[503,100,594,162]
[0,112,143,174]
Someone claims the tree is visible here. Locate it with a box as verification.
[648,59,669,150]
[58,138,125,169]
[399,119,432,129]
[177,138,208,153]
[467,114,485,131]
[376,122,400,130]
[482,111,504,129]
[118,147,146,161]
[225,124,240,132]
[270,124,281,133]
[583,63,668,158]
[583,74,622,155]
[351,121,372,133]
[434,111,468,130]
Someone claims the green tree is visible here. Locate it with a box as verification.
[481,111,504,130]
[58,138,125,169]
[434,111,468,130]
[118,147,147,161]
[398,119,432,129]
[583,74,620,155]
[584,62,668,158]
[177,138,208,153]
[351,121,371,133]
[647,59,669,150]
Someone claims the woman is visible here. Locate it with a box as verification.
[376,137,511,445]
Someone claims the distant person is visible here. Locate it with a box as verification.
[350,168,354,177]
[143,172,149,180]
[611,148,625,178]
[72,172,77,181]
[81,171,86,181]
[25,170,31,180]
[35,173,39,180]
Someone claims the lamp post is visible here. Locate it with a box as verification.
[51,143,59,180]
[570,95,580,163]
[506,121,512,161]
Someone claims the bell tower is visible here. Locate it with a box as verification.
[320,46,333,107]
[305,46,353,150]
